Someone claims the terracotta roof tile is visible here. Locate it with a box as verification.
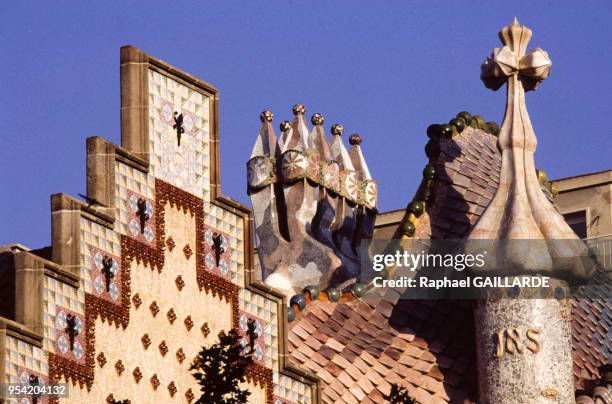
[398,354,418,367]
[368,388,385,403]
[317,368,334,384]
[331,353,352,370]
[421,374,444,394]
[340,389,360,404]
[413,387,436,404]
[571,269,612,387]
[326,337,345,353]
[352,355,370,374]
[326,361,343,377]
[328,379,346,395]
[376,379,392,397]
[357,374,375,395]
[348,385,367,402]
[304,335,323,351]
[337,370,354,388]
[414,360,435,373]
[318,345,336,361]
[323,387,340,403]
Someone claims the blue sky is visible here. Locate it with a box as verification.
[1,1,611,248]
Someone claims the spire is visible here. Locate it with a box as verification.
[309,113,332,160]
[330,124,354,171]
[277,120,292,153]
[247,110,278,191]
[469,22,589,404]
[348,134,372,181]
[250,110,277,159]
[283,104,310,151]
[470,19,583,255]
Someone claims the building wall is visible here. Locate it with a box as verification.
[552,170,612,239]
[0,46,317,404]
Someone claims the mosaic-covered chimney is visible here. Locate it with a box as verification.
[468,19,592,404]
[247,106,377,295]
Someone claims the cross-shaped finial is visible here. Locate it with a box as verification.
[468,20,591,281]
[481,18,552,92]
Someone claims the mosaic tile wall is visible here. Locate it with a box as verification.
[239,289,278,369]
[205,204,245,288]
[115,161,155,236]
[0,62,314,403]
[4,336,48,386]
[79,217,122,296]
[148,69,211,200]
[43,277,82,354]
[274,373,312,404]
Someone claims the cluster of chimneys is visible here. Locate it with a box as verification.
[247,104,377,294]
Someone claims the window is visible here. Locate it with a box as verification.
[563,210,587,239]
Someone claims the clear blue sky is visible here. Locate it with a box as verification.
[1,1,611,248]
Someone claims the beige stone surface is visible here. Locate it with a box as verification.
[67,204,232,403]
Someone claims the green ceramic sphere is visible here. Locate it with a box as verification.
[457,111,472,124]
[326,288,341,302]
[426,124,442,139]
[290,294,307,310]
[550,182,558,195]
[536,169,549,185]
[419,186,433,202]
[449,118,465,133]
[439,124,453,138]
[423,164,436,179]
[351,283,365,298]
[287,306,295,322]
[400,220,416,236]
[471,115,485,129]
[302,285,319,300]
[487,121,500,136]
[407,200,424,217]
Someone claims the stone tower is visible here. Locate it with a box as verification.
[468,19,594,404]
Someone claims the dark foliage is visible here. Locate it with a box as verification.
[384,383,417,404]
[190,320,258,404]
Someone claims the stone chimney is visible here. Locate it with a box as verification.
[247,106,377,295]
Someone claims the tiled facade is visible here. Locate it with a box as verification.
[0,46,316,404]
[148,69,211,200]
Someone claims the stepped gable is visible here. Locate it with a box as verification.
[0,46,318,404]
